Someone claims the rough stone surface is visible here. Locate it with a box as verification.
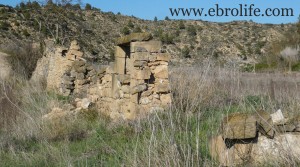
[35,34,171,120]
[210,133,300,166]
[116,32,152,45]
[131,41,162,53]
[222,113,257,140]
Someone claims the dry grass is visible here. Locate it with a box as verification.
[1,61,300,166]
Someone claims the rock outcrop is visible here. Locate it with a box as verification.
[210,110,300,166]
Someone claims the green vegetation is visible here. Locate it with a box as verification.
[85,3,92,10]
[121,26,130,35]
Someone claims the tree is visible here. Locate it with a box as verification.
[154,16,158,22]
[85,3,92,10]
[165,16,170,21]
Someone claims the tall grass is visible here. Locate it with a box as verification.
[1,61,300,166]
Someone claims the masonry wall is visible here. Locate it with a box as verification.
[34,35,172,120]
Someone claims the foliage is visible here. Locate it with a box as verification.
[178,20,185,29]
[121,26,130,35]
[85,3,92,10]
[160,33,174,44]
[181,46,190,58]
[187,25,197,36]
[127,20,134,28]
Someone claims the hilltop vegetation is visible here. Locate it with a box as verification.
[0,1,298,70]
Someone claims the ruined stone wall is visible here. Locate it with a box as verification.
[36,33,172,120]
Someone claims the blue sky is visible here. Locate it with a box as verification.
[1,0,299,24]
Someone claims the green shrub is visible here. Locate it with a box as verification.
[127,20,134,28]
[22,29,30,37]
[178,20,185,29]
[121,26,130,35]
[0,21,10,30]
[133,26,142,33]
[292,62,300,71]
[160,33,174,44]
[187,25,197,36]
[85,3,92,10]
[182,46,190,58]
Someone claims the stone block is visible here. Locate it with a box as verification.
[76,73,85,80]
[99,87,111,97]
[115,46,126,58]
[133,60,148,67]
[69,50,83,57]
[123,102,138,120]
[125,57,134,74]
[101,74,112,83]
[160,94,172,105]
[75,79,88,85]
[112,74,121,98]
[73,60,85,68]
[130,41,162,53]
[141,89,153,97]
[116,32,152,45]
[132,52,149,61]
[140,97,151,105]
[222,113,257,140]
[149,54,157,62]
[255,110,274,138]
[130,93,139,103]
[156,53,171,61]
[131,84,147,94]
[74,66,86,73]
[114,57,126,74]
[155,83,171,93]
[132,67,151,80]
[116,74,130,84]
[153,65,168,79]
[121,85,131,94]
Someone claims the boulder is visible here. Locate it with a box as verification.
[221,113,257,140]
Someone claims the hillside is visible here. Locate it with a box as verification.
[0,3,295,68]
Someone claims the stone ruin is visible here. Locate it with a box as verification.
[210,109,300,166]
[32,33,172,120]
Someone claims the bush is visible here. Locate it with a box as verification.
[178,20,185,29]
[85,3,92,10]
[160,33,174,44]
[127,20,134,28]
[0,21,10,30]
[187,25,197,36]
[133,26,142,33]
[121,26,130,35]
[181,46,190,58]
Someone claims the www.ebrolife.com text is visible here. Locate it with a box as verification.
[169,4,294,17]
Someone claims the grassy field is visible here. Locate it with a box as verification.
[1,63,300,166]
